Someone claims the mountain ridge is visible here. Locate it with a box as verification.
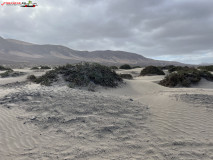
[0,37,185,66]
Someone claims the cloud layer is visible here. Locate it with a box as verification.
[0,0,213,64]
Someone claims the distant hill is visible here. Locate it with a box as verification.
[0,36,185,66]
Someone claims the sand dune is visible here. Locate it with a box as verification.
[0,68,213,159]
[0,84,149,159]
[100,68,213,159]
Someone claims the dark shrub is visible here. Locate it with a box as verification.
[0,70,12,77]
[159,65,177,70]
[0,65,5,70]
[160,72,200,87]
[35,70,58,86]
[31,66,39,70]
[62,63,122,87]
[110,66,118,70]
[27,75,37,82]
[159,73,179,87]
[0,65,13,71]
[159,68,213,87]
[132,66,141,69]
[56,64,74,74]
[198,65,213,71]
[120,74,133,80]
[40,66,51,69]
[31,63,122,87]
[31,66,51,70]
[11,72,26,77]
[140,66,165,76]
[0,70,25,78]
[119,64,132,69]
[199,70,213,81]
[168,66,190,73]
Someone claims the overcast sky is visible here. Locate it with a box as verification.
[1,0,213,64]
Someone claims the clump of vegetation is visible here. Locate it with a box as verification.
[160,73,199,87]
[140,66,165,76]
[198,70,213,81]
[198,65,213,72]
[31,66,51,70]
[34,70,58,86]
[11,72,26,77]
[119,64,132,70]
[168,66,190,73]
[120,74,133,80]
[40,66,51,69]
[132,66,141,69]
[31,66,39,70]
[109,66,118,70]
[61,63,122,87]
[27,75,37,82]
[0,70,25,78]
[159,68,213,87]
[0,70,12,78]
[28,63,122,87]
[158,65,175,70]
[0,65,13,71]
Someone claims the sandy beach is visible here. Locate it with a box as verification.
[0,68,213,159]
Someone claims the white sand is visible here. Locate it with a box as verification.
[0,68,46,85]
[100,68,213,159]
[0,68,213,159]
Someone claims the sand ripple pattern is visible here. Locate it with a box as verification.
[1,80,213,159]
[178,94,213,109]
[0,85,149,159]
[141,93,213,160]
[0,107,48,160]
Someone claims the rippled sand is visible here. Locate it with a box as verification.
[0,68,213,159]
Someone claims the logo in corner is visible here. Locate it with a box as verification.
[1,0,38,7]
[21,0,38,7]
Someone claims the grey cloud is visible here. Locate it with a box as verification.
[0,0,213,64]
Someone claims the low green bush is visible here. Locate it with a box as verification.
[158,65,174,70]
[31,66,39,70]
[132,66,141,69]
[140,66,165,76]
[61,63,122,87]
[27,75,37,82]
[40,66,51,69]
[160,72,199,87]
[168,66,190,73]
[0,70,12,77]
[109,66,118,70]
[119,64,132,69]
[0,65,13,71]
[198,65,213,71]
[11,72,25,77]
[35,70,58,86]
[0,70,25,78]
[31,66,51,70]
[199,70,213,81]
[28,63,122,87]
[159,68,213,87]
[120,74,133,80]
